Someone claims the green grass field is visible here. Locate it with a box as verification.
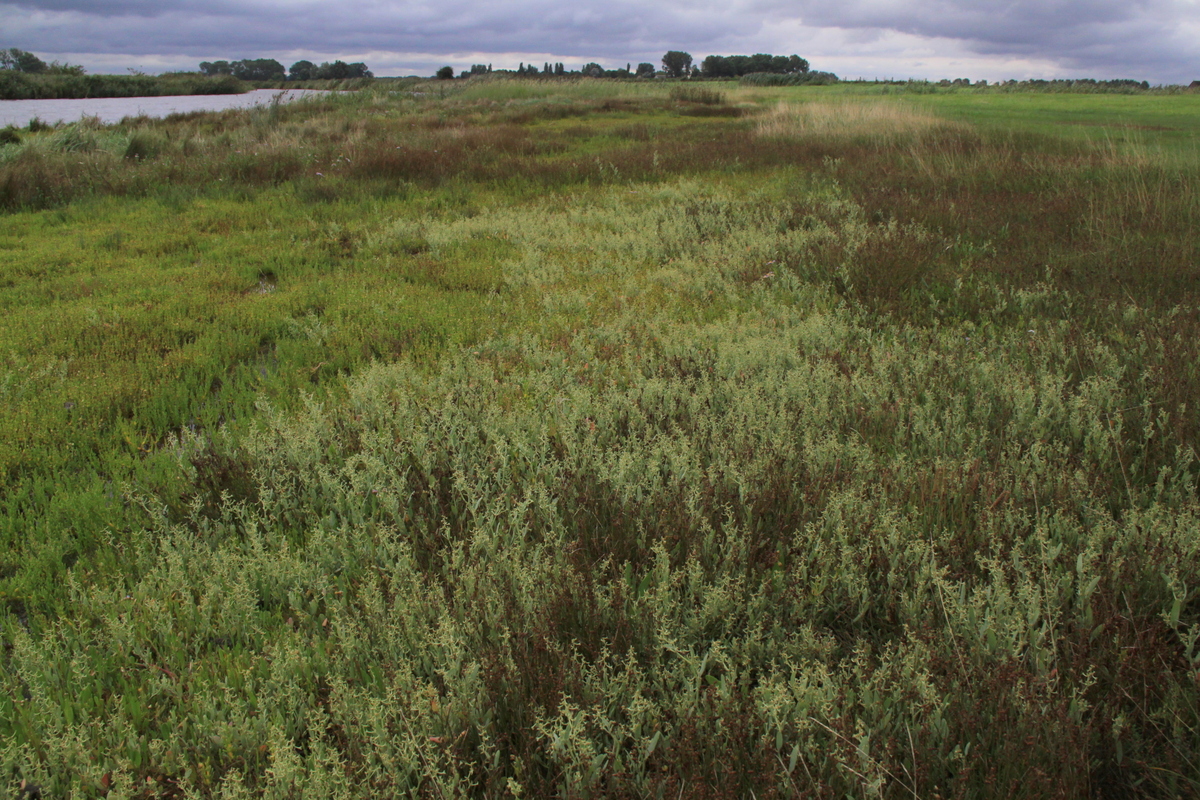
[2,79,1198,798]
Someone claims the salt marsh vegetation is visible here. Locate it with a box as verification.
[1,78,1199,797]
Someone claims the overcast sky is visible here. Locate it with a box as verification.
[3,0,1198,83]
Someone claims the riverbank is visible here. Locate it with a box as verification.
[0,71,246,101]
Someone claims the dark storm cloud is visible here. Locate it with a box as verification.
[789,0,1142,46]
[769,0,1199,78]
[3,0,752,59]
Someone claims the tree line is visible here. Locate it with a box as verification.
[8,46,815,86]
[701,53,809,77]
[437,51,817,81]
[1,47,249,100]
[662,51,813,79]
[0,48,372,84]
[198,59,372,81]
[0,47,84,76]
[438,62,656,79]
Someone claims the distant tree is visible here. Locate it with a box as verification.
[583,62,603,77]
[469,64,489,76]
[316,60,350,79]
[1,48,48,74]
[702,53,808,78]
[1,48,84,75]
[289,60,317,81]
[48,61,86,76]
[436,65,454,79]
[744,54,774,73]
[199,60,233,76]
[701,55,731,77]
[231,58,286,81]
[555,62,565,76]
[312,60,370,79]
[661,51,692,78]
[635,62,656,78]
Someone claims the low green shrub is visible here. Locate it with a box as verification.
[741,71,840,86]
[123,130,168,160]
[669,85,727,105]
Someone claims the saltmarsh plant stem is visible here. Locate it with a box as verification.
[1105,413,1137,508]
[396,706,449,800]
[807,716,924,798]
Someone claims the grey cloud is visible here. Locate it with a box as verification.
[763,0,1198,78]
[9,0,247,16]
[790,0,1145,45]
[3,0,753,63]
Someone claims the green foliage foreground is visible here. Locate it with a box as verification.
[1,82,1199,797]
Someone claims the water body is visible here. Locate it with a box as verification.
[0,89,328,128]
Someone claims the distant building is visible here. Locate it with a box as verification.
[1191,80,1200,89]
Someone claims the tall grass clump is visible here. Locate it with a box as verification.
[740,71,840,87]
[669,85,727,105]
[758,99,959,143]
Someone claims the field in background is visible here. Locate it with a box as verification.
[1,79,1199,798]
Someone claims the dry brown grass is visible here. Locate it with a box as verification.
[757,99,963,143]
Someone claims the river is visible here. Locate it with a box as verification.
[0,89,328,128]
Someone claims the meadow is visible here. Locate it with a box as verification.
[1,78,1199,798]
